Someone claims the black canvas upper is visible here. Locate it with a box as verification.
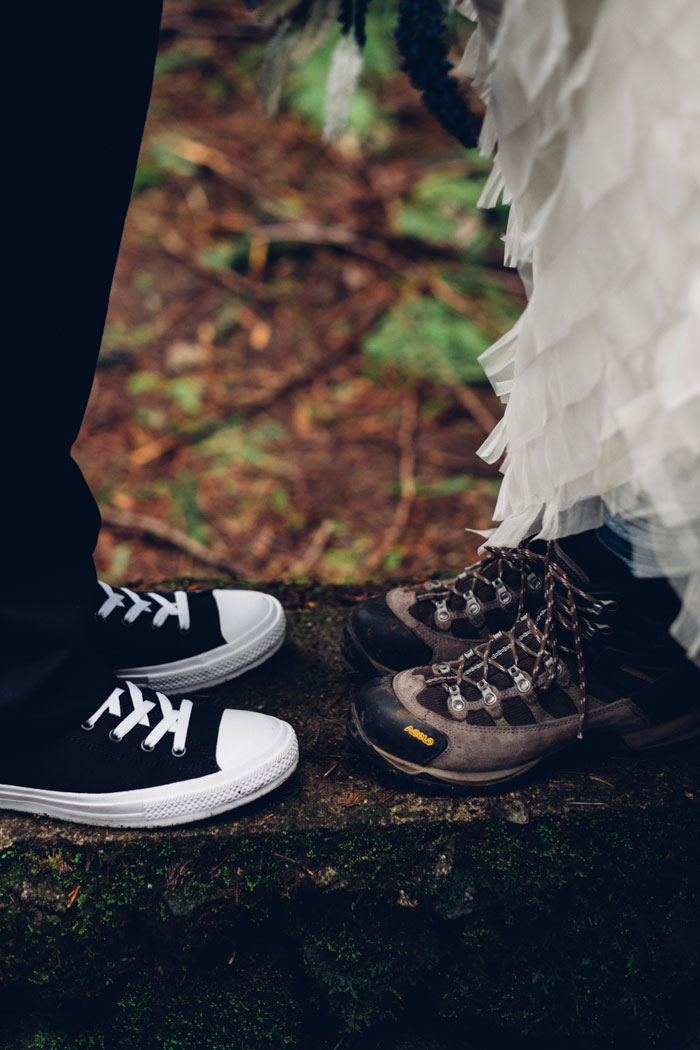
[95,585,226,666]
[0,684,221,793]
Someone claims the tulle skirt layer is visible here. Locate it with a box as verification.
[459,0,700,659]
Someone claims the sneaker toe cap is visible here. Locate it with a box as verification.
[216,708,298,777]
[213,590,284,645]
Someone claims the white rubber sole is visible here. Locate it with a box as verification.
[0,722,299,828]
[115,595,286,694]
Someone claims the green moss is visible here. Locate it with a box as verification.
[28,1031,106,1050]
[2,801,700,1049]
[111,970,302,1050]
[3,592,698,1049]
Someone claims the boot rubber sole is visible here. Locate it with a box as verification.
[0,723,299,828]
[116,597,286,694]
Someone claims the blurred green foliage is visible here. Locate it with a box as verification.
[395,172,484,246]
[200,419,288,468]
[171,472,208,543]
[364,297,491,385]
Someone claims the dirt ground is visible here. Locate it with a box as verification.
[76,0,523,588]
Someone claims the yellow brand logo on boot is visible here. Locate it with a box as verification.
[404,725,434,747]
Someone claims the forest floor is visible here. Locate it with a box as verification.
[77,0,524,588]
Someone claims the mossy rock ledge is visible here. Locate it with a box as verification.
[2,584,700,1050]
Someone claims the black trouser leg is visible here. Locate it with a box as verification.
[0,1,163,741]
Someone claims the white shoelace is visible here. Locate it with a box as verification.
[96,581,191,632]
[82,681,193,756]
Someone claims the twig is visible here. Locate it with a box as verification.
[100,506,240,578]
[129,434,182,468]
[247,220,405,272]
[185,365,340,448]
[288,519,335,578]
[272,852,314,878]
[367,395,419,572]
[160,237,277,303]
[426,272,479,317]
[313,761,339,788]
[454,385,498,437]
[588,775,614,788]
[563,800,609,807]
[168,136,290,218]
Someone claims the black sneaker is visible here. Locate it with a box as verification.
[0,679,298,827]
[343,542,546,676]
[95,582,285,694]
[348,541,700,790]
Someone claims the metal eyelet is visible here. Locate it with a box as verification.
[172,746,186,758]
[493,576,513,606]
[434,600,452,625]
[141,740,155,753]
[527,572,542,592]
[464,590,482,617]
[81,721,95,732]
[507,666,532,693]
[447,684,466,713]
[477,678,498,706]
[108,729,122,743]
[437,663,452,674]
[543,654,563,677]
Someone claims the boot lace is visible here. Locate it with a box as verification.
[96,581,190,631]
[81,680,193,756]
[415,542,545,628]
[439,544,615,737]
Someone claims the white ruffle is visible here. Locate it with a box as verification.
[461,0,700,661]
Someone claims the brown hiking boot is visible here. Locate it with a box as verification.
[342,541,548,676]
[348,543,700,789]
